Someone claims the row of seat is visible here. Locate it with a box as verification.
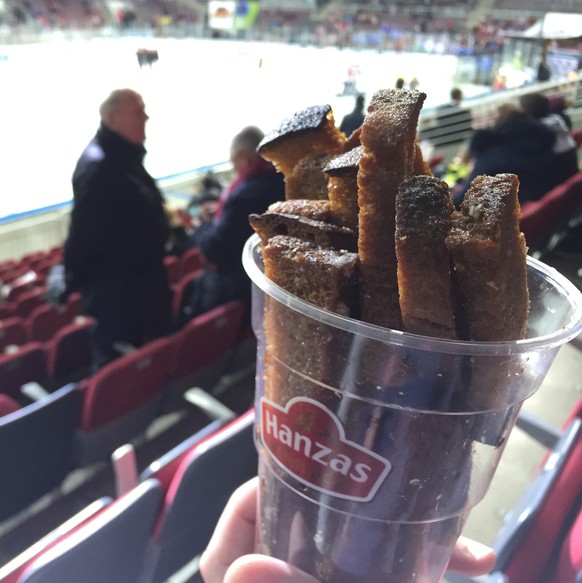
[0,410,257,583]
[0,246,205,326]
[0,247,62,287]
[0,300,252,523]
[2,391,581,583]
[0,295,82,350]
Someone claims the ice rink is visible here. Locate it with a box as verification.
[0,37,468,219]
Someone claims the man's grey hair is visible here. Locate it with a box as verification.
[230,126,264,156]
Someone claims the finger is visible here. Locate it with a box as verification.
[447,536,496,576]
[224,555,319,583]
[200,477,259,583]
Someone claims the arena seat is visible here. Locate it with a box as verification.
[0,498,112,583]
[0,317,28,353]
[9,480,162,583]
[520,171,582,253]
[13,289,47,320]
[0,304,14,321]
[26,303,79,343]
[171,269,202,323]
[178,247,205,279]
[0,342,48,399]
[446,395,582,583]
[163,255,180,285]
[0,383,82,523]
[45,318,94,383]
[164,300,245,411]
[5,272,40,303]
[0,394,20,417]
[138,410,256,583]
[75,336,172,466]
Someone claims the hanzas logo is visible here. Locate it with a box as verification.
[261,397,391,502]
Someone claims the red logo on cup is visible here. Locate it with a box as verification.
[260,397,391,502]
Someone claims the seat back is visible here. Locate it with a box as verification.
[17,480,162,583]
[13,289,47,320]
[0,342,48,399]
[179,247,205,279]
[169,300,245,384]
[81,336,172,431]
[0,383,82,522]
[494,396,582,583]
[520,171,582,252]
[27,303,77,343]
[0,317,28,353]
[46,318,94,381]
[171,269,201,322]
[143,410,256,583]
[551,508,582,583]
[163,255,180,285]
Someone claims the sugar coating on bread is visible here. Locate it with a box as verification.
[396,175,457,339]
[357,89,426,330]
[446,173,529,341]
[258,105,345,176]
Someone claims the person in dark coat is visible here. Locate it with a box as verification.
[340,94,366,137]
[184,126,285,323]
[64,88,172,369]
[454,103,558,206]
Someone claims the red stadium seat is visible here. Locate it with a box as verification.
[5,271,40,303]
[0,394,20,417]
[0,317,28,353]
[0,480,161,583]
[76,337,172,465]
[163,255,180,285]
[13,288,47,320]
[45,318,94,382]
[0,342,48,399]
[520,171,582,252]
[179,246,205,279]
[27,303,79,343]
[171,269,202,322]
[137,410,256,583]
[165,301,244,411]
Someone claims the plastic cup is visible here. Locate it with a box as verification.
[242,233,582,583]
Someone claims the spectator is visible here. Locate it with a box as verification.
[187,171,223,218]
[395,77,405,89]
[548,94,573,130]
[519,92,578,186]
[183,126,285,322]
[339,94,366,137]
[421,87,473,149]
[63,88,172,369]
[454,103,557,205]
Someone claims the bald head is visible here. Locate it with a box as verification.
[100,89,149,145]
[230,126,264,176]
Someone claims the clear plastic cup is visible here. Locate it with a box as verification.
[243,233,582,583]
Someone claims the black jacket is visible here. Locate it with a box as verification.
[458,118,557,204]
[189,170,285,317]
[64,125,171,327]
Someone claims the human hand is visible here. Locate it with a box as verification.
[200,477,496,583]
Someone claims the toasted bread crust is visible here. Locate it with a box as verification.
[396,176,457,338]
[324,146,363,231]
[357,89,426,330]
[249,212,357,252]
[285,153,334,200]
[446,173,529,341]
[258,105,345,176]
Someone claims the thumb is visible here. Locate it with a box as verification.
[224,554,319,583]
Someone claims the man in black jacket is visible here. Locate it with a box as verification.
[184,126,285,322]
[64,88,172,369]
